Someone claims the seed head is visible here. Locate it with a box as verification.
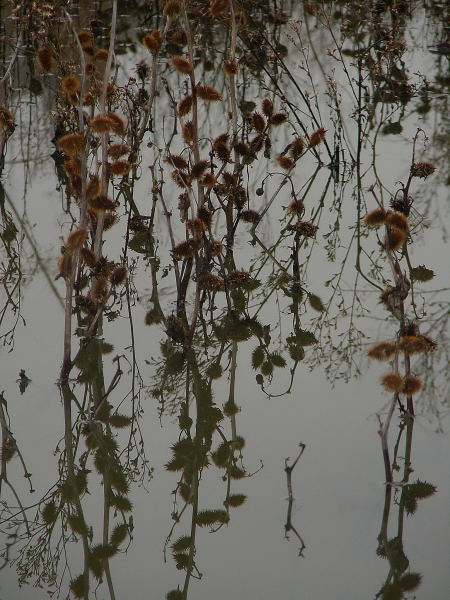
[37,47,53,72]
[78,31,93,46]
[178,94,193,116]
[190,160,209,179]
[269,112,287,126]
[182,121,195,142]
[202,173,216,188]
[381,372,404,393]
[80,247,97,268]
[367,341,397,360]
[89,115,114,134]
[262,98,274,117]
[171,55,193,74]
[398,336,428,355]
[109,160,132,176]
[172,239,199,259]
[107,112,126,136]
[163,0,182,19]
[251,111,266,133]
[0,105,14,130]
[290,137,305,159]
[385,227,407,251]
[57,133,84,156]
[196,84,221,101]
[309,127,327,146]
[385,211,409,232]
[89,195,117,212]
[277,155,294,170]
[209,239,223,256]
[210,0,228,17]
[402,374,422,395]
[66,228,88,250]
[364,208,387,227]
[110,265,128,286]
[95,49,109,61]
[223,59,238,75]
[61,75,80,95]
[200,273,225,292]
[411,161,436,178]
[143,30,162,53]
[241,210,261,223]
[107,143,131,159]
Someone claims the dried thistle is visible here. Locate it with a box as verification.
[410,161,436,178]
[398,336,429,355]
[0,106,14,130]
[290,137,305,159]
[190,160,209,179]
[37,47,53,72]
[262,98,274,117]
[171,55,193,74]
[61,75,80,95]
[89,195,117,212]
[309,128,327,146]
[107,112,126,136]
[251,112,266,133]
[269,112,287,126]
[364,208,387,227]
[178,94,193,116]
[107,143,130,159]
[202,173,216,188]
[110,265,128,286]
[163,0,182,19]
[277,155,294,170]
[109,160,132,176]
[89,115,114,134]
[223,59,238,75]
[172,239,199,260]
[241,210,261,223]
[200,273,225,292]
[182,121,195,142]
[66,228,88,250]
[95,49,109,62]
[57,133,84,156]
[381,372,404,393]
[210,0,228,17]
[197,207,213,228]
[367,341,397,360]
[196,84,221,101]
[385,227,407,251]
[143,31,162,53]
[385,211,409,232]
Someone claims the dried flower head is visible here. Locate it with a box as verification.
[84,61,96,75]
[89,277,109,305]
[398,336,428,355]
[202,173,216,188]
[171,55,193,74]
[209,239,223,256]
[277,155,294,170]
[227,270,252,287]
[163,0,182,19]
[64,157,81,177]
[172,169,190,188]
[222,171,237,188]
[143,30,162,53]
[196,84,221,101]
[187,218,206,235]
[165,154,189,170]
[385,211,409,232]
[241,210,261,223]
[0,105,14,130]
[402,374,422,395]
[364,208,387,227]
[109,160,132,176]
[89,194,117,212]
[381,372,404,393]
[269,112,287,126]
[66,228,88,250]
[170,29,188,46]
[110,265,128,286]
[190,160,209,179]
[249,134,264,153]
[367,341,397,360]
[89,115,114,134]
[86,175,100,199]
[293,221,318,238]
[385,227,407,251]
[95,49,109,61]
[61,75,80,95]
[233,142,250,156]
[251,112,266,133]
[57,133,84,156]
[262,98,274,117]
[80,247,97,268]
[78,31,93,45]
[210,0,228,17]
[172,239,199,260]
[55,253,73,280]
[182,121,195,142]
[107,143,130,160]
[37,47,53,72]
[287,199,304,216]
[309,127,327,146]
[213,141,231,162]
[102,212,119,230]
[197,207,213,228]
[107,112,126,136]
[178,94,193,116]
[223,59,238,75]
[411,161,436,178]
[201,273,225,292]
[290,137,305,159]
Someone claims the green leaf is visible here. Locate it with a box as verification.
[110,523,128,547]
[251,346,265,369]
[308,294,325,312]
[410,265,435,282]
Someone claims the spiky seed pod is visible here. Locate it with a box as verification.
[196,84,221,101]
[82,44,94,56]
[262,98,274,117]
[86,175,100,200]
[143,31,162,53]
[69,174,82,196]
[222,171,237,188]
[209,239,223,256]
[410,161,436,178]
[287,199,304,216]
[178,94,193,116]
[80,247,97,268]
[381,372,404,393]
[56,253,73,280]
[61,75,80,95]
[233,142,250,156]
[200,273,225,292]
[57,133,84,156]
[37,47,53,72]
[107,112,126,136]
[398,336,428,355]
[402,374,422,395]
[223,59,238,75]
[110,265,128,286]
[214,133,229,145]
[89,195,117,212]
[170,29,188,46]
[385,211,409,232]
[107,143,130,159]
[241,210,261,223]
[64,157,81,177]
[165,154,189,170]
[251,111,265,133]
[309,127,327,146]
[85,62,96,75]
[230,186,247,209]
[202,173,216,188]
[66,228,88,250]
[0,105,14,130]
[95,49,109,61]
[213,141,231,162]
[364,208,387,227]
[190,160,209,179]
[172,170,190,188]
[172,239,199,260]
[367,341,397,360]
[171,55,193,74]
[235,11,247,26]
[182,121,195,142]
[277,155,294,170]
[385,227,407,251]
[109,160,132,176]
[227,270,252,286]
[66,93,79,106]
[163,0,182,18]
[89,115,114,133]
[187,218,206,234]
[78,31,93,45]
[269,112,287,126]
[210,0,228,17]
[290,137,305,159]
[89,277,109,304]
[83,91,95,106]
[249,134,264,153]
[102,212,119,230]
[197,207,212,228]
[293,221,318,237]
[379,287,394,306]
